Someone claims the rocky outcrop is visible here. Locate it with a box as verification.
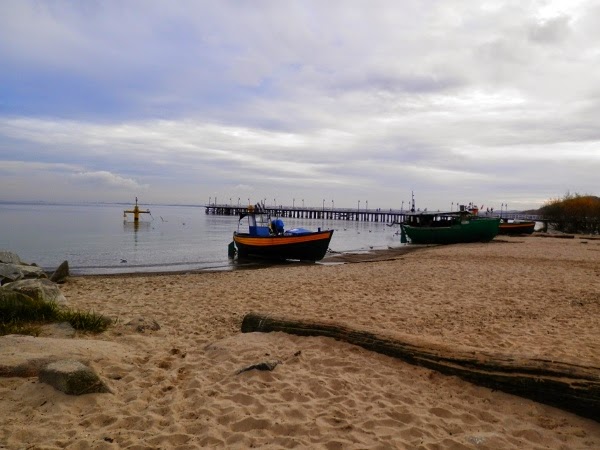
[0,251,23,265]
[0,251,49,285]
[0,254,115,397]
[2,278,67,306]
[0,262,47,285]
[39,360,110,395]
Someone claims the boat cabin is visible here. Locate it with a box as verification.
[242,205,286,236]
[404,210,470,228]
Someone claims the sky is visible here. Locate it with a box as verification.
[1,0,599,212]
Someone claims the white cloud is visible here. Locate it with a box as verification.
[0,0,599,210]
[71,170,148,190]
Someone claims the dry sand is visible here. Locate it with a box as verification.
[1,235,599,449]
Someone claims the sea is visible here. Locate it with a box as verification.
[0,202,405,275]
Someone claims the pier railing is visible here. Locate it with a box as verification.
[204,204,545,224]
[204,204,407,223]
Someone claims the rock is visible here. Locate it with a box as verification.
[39,359,110,395]
[38,322,76,338]
[0,262,47,285]
[0,252,49,285]
[2,278,67,306]
[18,264,48,279]
[125,316,160,333]
[0,263,25,284]
[50,260,69,284]
[0,335,133,378]
[0,251,23,264]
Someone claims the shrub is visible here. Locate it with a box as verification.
[541,193,600,234]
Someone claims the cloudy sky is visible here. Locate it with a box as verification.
[1,0,598,211]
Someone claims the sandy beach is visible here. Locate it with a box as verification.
[1,235,599,449]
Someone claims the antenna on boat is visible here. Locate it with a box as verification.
[410,191,415,213]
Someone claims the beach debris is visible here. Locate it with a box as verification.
[241,312,600,422]
[39,359,110,395]
[236,359,282,375]
[50,260,70,284]
[2,278,68,306]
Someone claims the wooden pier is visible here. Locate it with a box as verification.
[204,204,408,223]
[204,204,544,224]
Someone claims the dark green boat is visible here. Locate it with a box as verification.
[401,211,500,244]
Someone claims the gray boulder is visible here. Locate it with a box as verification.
[39,359,110,395]
[0,262,47,285]
[50,260,69,284]
[0,263,24,284]
[0,251,23,264]
[0,251,50,285]
[2,278,67,306]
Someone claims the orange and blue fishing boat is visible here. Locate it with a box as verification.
[231,203,333,261]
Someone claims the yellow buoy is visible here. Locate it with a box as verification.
[123,197,150,222]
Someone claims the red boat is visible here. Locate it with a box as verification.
[498,220,536,235]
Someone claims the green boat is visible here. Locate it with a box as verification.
[400,211,500,244]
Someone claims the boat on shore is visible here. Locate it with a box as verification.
[231,204,334,261]
[498,220,536,235]
[400,205,500,245]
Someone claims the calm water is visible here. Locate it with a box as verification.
[0,202,405,275]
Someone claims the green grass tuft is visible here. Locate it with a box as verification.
[0,320,42,336]
[58,310,113,333]
[0,292,112,336]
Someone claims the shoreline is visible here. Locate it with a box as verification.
[66,245,426,278]
[65,231,597,279]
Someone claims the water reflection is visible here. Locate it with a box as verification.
[123,220,151,232]
[123,220,151,248]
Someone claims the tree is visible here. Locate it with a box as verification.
[541,193,600,234]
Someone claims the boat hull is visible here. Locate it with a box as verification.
[401,218,500,244]
[498,221,536,235]
[233,230,334,261]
